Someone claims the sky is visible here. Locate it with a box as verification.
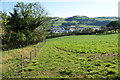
[0,0,119,18]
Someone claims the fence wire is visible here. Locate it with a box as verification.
[2,40,46,78]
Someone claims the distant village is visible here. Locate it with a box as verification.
[51,25,101,33]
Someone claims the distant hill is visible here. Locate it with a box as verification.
[50,16,118,27]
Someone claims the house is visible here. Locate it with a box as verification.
[92,27,101,30]
[69,27,76,32]
[77,27,85,31]
[52,27,65,33]
[70,25,76,28]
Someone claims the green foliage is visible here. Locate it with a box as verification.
[2,32,26,49]
[2,2,50,50]
[106,21,119,33]
[82,27,94,33]
[27,30,46,44]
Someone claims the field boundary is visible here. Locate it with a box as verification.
[2,40,47,78]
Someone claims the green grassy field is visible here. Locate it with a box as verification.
[78,24,100,27]
[1,34,119,78]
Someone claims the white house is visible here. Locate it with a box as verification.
[52,27,65,33]
[92,27,101,30]
[69,27,76,32]
[70,25,76,27]
[77,27,85,31]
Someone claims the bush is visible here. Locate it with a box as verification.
[27,30,46,44]
[2,32,26,50]
[2,2,50,50]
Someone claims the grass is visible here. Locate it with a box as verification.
[78,24,100,27]
[95,18,117,21]
[1,34,119,78]
[1,42,44,78]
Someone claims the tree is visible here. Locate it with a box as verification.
[2,2,50,50]
[82,27,94,34]
[0,11,8,33]
[0,11,8,22]
[100,26,108,33]
[106,21,119,33]
[7,2,49,32]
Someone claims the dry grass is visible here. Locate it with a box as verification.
[1,42,43,77]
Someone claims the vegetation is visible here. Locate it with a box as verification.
[1,2,50,50]
[1,2,119,79]
[48,19,119,38]
[1,3,118,50]
[1,42,44,78]
[2,34,119,78]
[50,16,118,27]
[22,34,119,78]
[106,21,120,33]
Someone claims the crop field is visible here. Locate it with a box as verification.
[2,34,119,78]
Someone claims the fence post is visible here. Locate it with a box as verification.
[20,55,23,78]
[30,52,32,63]
[35,47,37,57]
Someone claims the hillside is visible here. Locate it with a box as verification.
[2,34,119,78]
[50,16,118,27]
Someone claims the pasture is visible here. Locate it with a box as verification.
[1,34,119,78]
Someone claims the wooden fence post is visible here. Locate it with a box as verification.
[20,55,23,78]
[30,52,32,63]
[35,48,37,57]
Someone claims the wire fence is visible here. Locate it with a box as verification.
[2,40,46,78]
